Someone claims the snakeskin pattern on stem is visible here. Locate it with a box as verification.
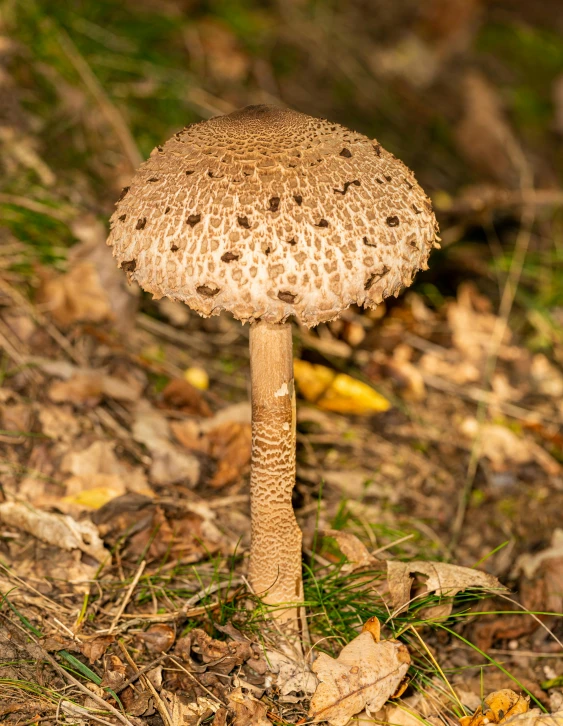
[248,321,303,619]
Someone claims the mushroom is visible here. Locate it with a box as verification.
[107,105,439,634]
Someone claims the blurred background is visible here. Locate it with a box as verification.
[2,0,563,320]
[1,0,563,564]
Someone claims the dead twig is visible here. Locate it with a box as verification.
[118,641,173,726]
[107,560,146,634]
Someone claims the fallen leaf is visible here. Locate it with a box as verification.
[135,624,175,653]
[81,635,115,664]
[227,687,271,726]
[0,502,107,562]
[160,378,212,417]
[503,712,563,726]
[207,421,252,488]
[459,690,529,726]
[132,405,200,486]
[176,629,253,675]
[387,560,504,618]
[323,529,379,572]
[460,418,561,476]
[161,690,218,726]
[69,219,139,333]
[266,650,317,696]
[36,261,113,326]
[184,366,209,391]
[294,359,390,415]
[309,627,411,725]
[48,371,141,407]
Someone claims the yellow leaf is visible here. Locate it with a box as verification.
[184,366,209,391]
[62,486,122,510]
[293,360,390,415]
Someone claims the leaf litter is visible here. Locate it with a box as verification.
[1,3,563,723]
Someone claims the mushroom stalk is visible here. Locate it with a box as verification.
[248,321,303,624]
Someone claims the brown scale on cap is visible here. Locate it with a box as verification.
[107,104,439,327]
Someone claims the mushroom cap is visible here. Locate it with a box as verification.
[107,105,439,326]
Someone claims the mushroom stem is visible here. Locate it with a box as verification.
[248,321,303,627]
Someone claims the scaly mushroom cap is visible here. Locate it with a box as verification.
[107,105,439,326]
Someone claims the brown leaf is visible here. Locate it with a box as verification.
[323,529,379,572]
[309,630,411,726]
[208,421,252,488]
[160,378,212,417]
[132,406,200,486]
[387,560,504,618]
[135,624,175,653]
[0,502,107,562]
[176,629,253,675]
[81,635,115,664]
[36,261,114,327]
[227,687,271,726]
[48,370,141,407]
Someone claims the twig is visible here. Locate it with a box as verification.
[118,641,173,726]
[107,560,146,635]
[182,577,245,610]
[36,644,136,726]
[47,20,142,172]
[167,654,228,707]
[114,653,169,694]
[0,193,74,222]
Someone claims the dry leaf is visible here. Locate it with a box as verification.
[460,690,530,726]
[48,370,141,406]
[294,359,390,415]
[309,629,411,726]
[0,502,107,562]
[135,623,175,653]
[81,635,115,664]
[207,421,252,487]
[36,261,114,327]
[460,418,561,476]
[132,405,200,486]
[61,440,151,510]
[503,712,563,726]
[266,650,317,696]
[387,560,504,618]
[227,687,271,726]
[160,378,212,417]
[323,530,379,572]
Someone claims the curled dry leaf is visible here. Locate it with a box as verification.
[0,502,107,562]
[160,689,219,726]
[323,529,379,572]
[387,560,504,618]
[227,687,271,726]
[294,359,390,415]
[309,626,411,726]
[460,690,529,726]
[81,635,115,664]
[266,650,317,696]
[135,623,175,653]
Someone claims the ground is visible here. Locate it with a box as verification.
[0,1,562,724]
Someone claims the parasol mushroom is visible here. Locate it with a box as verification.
[107,104,439,634]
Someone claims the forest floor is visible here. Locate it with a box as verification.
[0,0,562,724]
